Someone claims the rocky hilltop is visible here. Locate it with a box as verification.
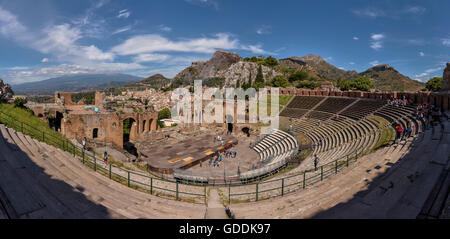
[0,78,14,101]
[360,64,424,91]
[279,54,359,81]
[171,50,279,88]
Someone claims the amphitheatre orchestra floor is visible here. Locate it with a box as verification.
[140,134,238,171]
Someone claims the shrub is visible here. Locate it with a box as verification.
[158,108,171,120]
[352,77,375,91]
[271,75,289,87]
[13,97,26,108]
[289,71,309,82]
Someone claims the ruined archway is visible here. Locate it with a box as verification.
[123,117,138,156]
[142,120,147,133]
[123,117,136,144]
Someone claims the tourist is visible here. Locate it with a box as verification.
[314,154,319,171]
[234,149,237,158]
[103,151,108,165]
[317,119,321,126]
[82,137,87,150]
[318,139,322,147]
[437,110,442,123]
[395,124,403,142]
[406,123,413,138]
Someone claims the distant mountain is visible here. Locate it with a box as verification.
[360,65,424,91]
[13,73,143,95]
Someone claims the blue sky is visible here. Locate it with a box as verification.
[0,0,449,84]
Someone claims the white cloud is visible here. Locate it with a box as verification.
[34,24,114,62]
[185,0,219,10]
[371,34,385,41]
[240,44,273,55]
[338,67,345,70]
[352,8,385,18]
[442,38,450,47]
[41,58,49,63]
[256,25,271,35]
[419,52,425,57]
[349,62,355,65]
[117,9,131,19]
[324,57,333,62]
[112,33,238,55]
[0,6,29,41]
[425,67,442,74]
[353,37,359,40]
[369,60,380,66]
[133,54,171,63]
[370,33,385,50]
[414,73,428,78]
[353,6,425,19]
[112,25,132,35]
[159,25,172,32]
[3,66,30,70]
[112,33,271,55]
[403,6,426,15]
[414,67,444,82]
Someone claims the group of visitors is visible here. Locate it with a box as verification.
[388,96,408,106]
[208,145,238,168]
[394,121,414,143]
[414,103,443,129]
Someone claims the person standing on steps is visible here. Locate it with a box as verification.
[395,124,403,143]
[406,123,413,138]
[82,137,87,151]
[314,154,319,171]
[103,151,108,165]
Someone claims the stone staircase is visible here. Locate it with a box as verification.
[0,124,205,219]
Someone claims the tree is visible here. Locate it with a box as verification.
[263,56,278,67]
[255,65,264,85]
[271,75,289,87]
[352,77,375,91]
[425,77,442,92]
[158,108,171,120]
[242,72,252,90]
[337,79,352,91]
[289,71,308,82]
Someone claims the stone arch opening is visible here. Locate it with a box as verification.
[123,118,136,144]
[93,128,99,139]
[48,111,64,132]
[123,117,138,157]
[142,120,147,133]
